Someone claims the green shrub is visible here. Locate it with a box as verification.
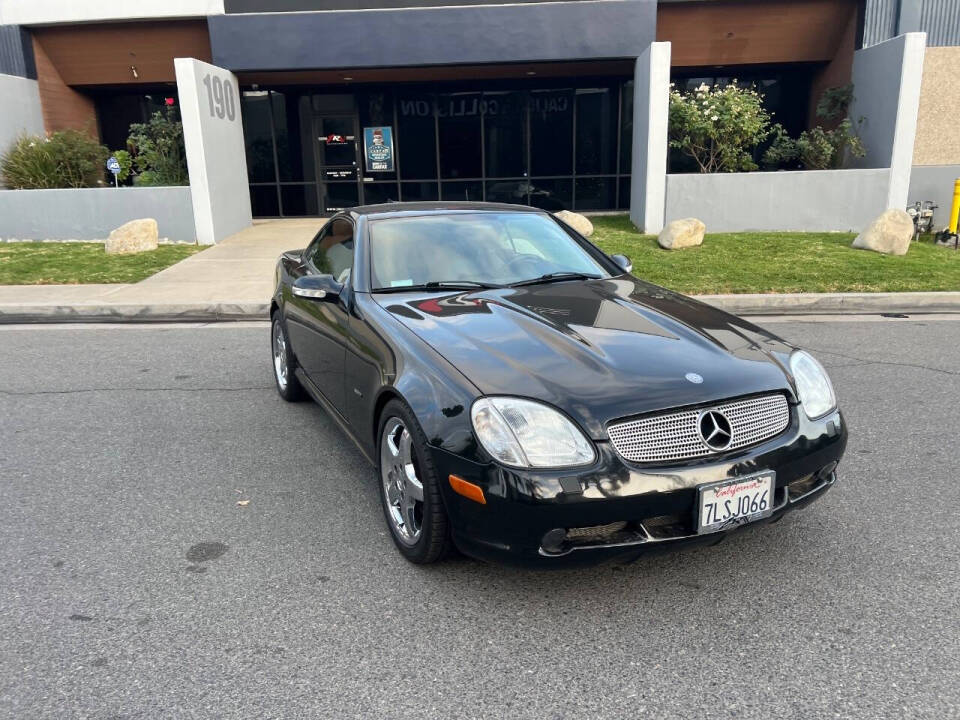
[668,82,772,173]
[109,149,133,183]
[127,107,189,186]
[1,130,109,189]
[761,85,866,171]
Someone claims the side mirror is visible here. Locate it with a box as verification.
[610,254,633,274]
[293,274,342,302]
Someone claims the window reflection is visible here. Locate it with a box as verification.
[484,91,526,179]
[244,80,638,217]
[241,91,275,183]
[438,92,482,179]
[576,88,617,175]
[530,89,574,176]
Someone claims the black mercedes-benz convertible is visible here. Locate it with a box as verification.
[270,202,846,566]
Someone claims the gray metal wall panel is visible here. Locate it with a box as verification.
[226,0,597,9]
[863,0,899,47]
[0,25,35,79]
[209,0,656,71]
[864,0,960,46]
[920,0,960,46]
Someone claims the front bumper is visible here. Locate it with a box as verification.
[431,407,847,567]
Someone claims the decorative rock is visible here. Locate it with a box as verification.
[658,218,705,250]
[554,210,594,237]
[105,219,159,254]
[851,209,913,256]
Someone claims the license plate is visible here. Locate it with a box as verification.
[697,472,775,534]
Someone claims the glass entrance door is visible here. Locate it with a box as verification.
[314,115,360,214]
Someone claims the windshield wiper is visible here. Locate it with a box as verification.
[373,280,504,293]
[508,271,602,288]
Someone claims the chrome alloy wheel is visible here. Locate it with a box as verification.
[272,319,288,390]
[380,417,425,545]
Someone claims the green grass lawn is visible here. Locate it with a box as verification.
[0,242,202,285]
[590,215,960,294]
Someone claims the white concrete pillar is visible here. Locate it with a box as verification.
[175,58,251,245]
[849,33,926,211]
[629,42,671,235]
[0,73,44,162]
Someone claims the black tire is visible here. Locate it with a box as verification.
[271,313,305,402]
[376,399,452,564]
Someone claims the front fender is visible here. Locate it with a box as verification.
[351,295,482,459]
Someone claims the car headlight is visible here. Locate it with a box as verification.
[790,350,837,419]
[470,397,596,468]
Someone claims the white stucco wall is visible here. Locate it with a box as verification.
[849,32,926,210]
[0,73,44,180]
[0,0,223,25]
[0,187,196,242]
[629,42,670,234]
[664,169,892,233]
[175,57,251,245]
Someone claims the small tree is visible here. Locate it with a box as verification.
[668,82,772,173]
[127,106,189,186]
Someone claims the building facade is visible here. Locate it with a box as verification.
[0,0,955,221]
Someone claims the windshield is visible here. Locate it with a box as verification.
[369,212,611,290]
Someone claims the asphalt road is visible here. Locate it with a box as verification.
[1,317,958,720]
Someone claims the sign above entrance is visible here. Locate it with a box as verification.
[363,126,394,173]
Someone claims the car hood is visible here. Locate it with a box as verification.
[376,277,797,438]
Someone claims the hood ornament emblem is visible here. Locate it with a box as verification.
[698,409,733,451]
[685,372,704,384]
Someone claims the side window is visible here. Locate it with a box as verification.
[307,218,355,285]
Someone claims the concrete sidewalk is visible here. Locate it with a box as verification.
[1,217,959,321]
[0,219,324,322]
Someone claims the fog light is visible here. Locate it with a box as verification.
[541,528,567,554]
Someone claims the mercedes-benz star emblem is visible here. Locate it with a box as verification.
[698,409,733,451]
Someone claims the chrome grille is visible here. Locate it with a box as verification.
[607,393,791,463]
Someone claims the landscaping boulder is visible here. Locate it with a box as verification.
[105,218,159,255]
[851,209,913,256]
[658,218,705,250]
[554,210,594,237]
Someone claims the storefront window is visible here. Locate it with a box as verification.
[363,182,400,205]
[249,185,280,217]
[576,88,617,175]
[397,94,437,180]
[620,81,633,175]
[440,180,483,201]
[243,78,635,216]
[527,179,572,212]
[271,91,312,182]
[438,92,483,179]
[401,181,439,201]
[575,177,616,211]
[484,91,526,179]
[359,91,397,180]
[281,184,320,216]
[241,91,276,183]
[529,89,573,177]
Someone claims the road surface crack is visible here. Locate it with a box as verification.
[807,347,960,377]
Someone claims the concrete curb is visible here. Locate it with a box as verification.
[1,292,959,323]
[0,302,270,323]
[698,291,960,315]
